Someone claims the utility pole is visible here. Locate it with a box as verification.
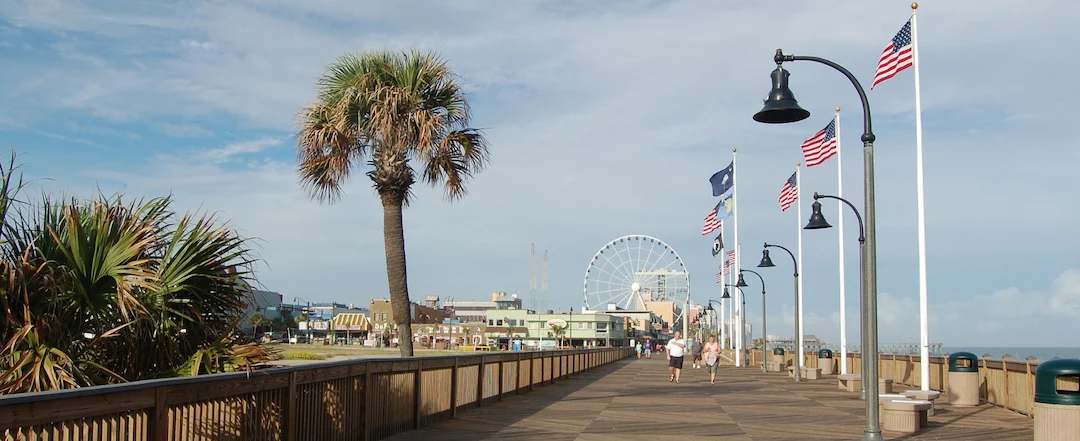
[530,243,537,311]
[542,249,549,312]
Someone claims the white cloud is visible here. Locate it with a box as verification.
[196,138,282,163]
[4,0,1079,347]
[770,269,1080,348]
[157,123,212,138]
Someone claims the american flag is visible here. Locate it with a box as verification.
[701,201,723,235]
[722,260,731,276]
[801,119,838,167]
[727,250,735,266]
[871,19,913,90]
[778,171,799,212]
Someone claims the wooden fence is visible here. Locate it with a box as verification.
[752,349,1078,418]
[0,347,632,441]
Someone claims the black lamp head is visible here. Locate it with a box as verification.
[753,66,811,124]
[804,200,833,230]
[705,304,714,312]
[735,273,749,288]
[721,288,731,299]
[758,249,776,268]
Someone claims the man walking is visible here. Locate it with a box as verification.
[666,331,687,383]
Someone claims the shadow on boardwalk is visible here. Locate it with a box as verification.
[384,358,1034,441]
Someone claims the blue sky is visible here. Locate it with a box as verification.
[1,0,1077,347]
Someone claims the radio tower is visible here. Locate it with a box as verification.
[542,249,549,311]
[530,243,537,311]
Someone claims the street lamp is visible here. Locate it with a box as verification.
[740,269,768,372]
[753,48,882,441]
[724,285,747,366]
[705,291,731,346]
[758,243,801,381]
[806,193,867,395]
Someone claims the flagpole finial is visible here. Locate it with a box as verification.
[911,2,918,10]
[796,161,802,167]
[732,148,737,153]
[836,106,841,112]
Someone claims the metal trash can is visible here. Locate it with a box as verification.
[818,349,835,376]
[1034,358,1080,441]
[766,347,785,372]
[947,352,980,406]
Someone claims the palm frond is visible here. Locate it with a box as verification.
[420,128,490,200]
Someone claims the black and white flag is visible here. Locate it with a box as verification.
[711,233,723,256]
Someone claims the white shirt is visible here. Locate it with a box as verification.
[666,338,686,357]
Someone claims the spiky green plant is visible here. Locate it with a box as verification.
[0,150,270,394]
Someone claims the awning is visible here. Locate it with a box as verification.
[331,313,371,331]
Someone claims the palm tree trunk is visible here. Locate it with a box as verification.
[380,192,414,357]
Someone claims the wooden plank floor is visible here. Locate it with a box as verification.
[384,357,1035,441]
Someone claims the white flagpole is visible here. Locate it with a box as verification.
[726,244,732,351]
[732,148,743,367]
[911,4,930,391]
[835,108,848,374]
[795,162,805,368]
[720,238,727,350]
[737,241,745,363]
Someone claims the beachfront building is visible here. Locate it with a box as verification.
[482,309,629,349]
[296,302,368,335]
[443,292,524,323]
[365,298,446,347]
[240,288,284,333]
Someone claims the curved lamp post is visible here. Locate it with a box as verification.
[758,243,800,381]
[753,48,882,441]
[724,284,747,367]
[705,290,731,342]
[740,269,768,372]
[806,193,867,392]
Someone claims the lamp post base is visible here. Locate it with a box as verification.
[861,431,885,441]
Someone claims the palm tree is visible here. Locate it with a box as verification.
[296,49,490,357]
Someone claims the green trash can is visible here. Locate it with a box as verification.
[1033,359,1080,441]
[818,349,835,375]
[947,352,980,406]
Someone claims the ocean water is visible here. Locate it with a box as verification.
[938,347,1080,362]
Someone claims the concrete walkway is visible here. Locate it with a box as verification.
[384,357,1034,441]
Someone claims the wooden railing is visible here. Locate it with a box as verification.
[756,349,1079,418]
[0,347,632,441]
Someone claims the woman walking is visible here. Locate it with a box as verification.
[702,335,721,385]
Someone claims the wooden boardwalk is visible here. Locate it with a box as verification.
[385,357,1034,441]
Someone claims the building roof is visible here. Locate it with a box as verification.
[331,313,371,331]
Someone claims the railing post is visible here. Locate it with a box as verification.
[450,357,459,418]
[150,387,167,441]
[476,356,485,407]
[539,352,546,386]
[514,354,522,395]
[364,370,374,441]
[285,371,298,441]
[1003,360,1011,411]
[529,353,536,392]
[414,359,424,429]
[496,357,505,402]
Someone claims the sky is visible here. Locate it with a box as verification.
[1,0,1078,349]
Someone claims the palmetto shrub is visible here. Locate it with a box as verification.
[0,151,275,394]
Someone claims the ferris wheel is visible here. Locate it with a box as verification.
[582,235,691,324]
